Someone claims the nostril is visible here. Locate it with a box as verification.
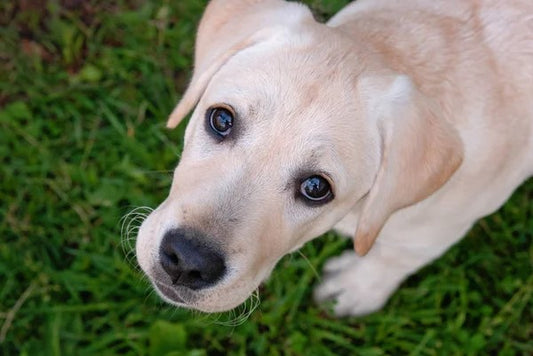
[182,269,210,287]
[159,228,226,290]
[160,250,182,284]
[168,253,179,265]
[188,270,202,281]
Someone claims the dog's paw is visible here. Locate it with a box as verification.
[313,250,401,317]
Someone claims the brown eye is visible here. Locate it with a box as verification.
[300,175,333,203]
[208,107,234,137]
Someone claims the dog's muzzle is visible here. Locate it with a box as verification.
[159,228,226,290]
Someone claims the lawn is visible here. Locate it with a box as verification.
[1,0,531,354]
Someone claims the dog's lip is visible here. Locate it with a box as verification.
[154,281,187,304]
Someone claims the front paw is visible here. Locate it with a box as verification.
[313,250,398,317]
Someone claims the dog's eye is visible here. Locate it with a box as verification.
[208,106,234,138]
[299,175,333,203]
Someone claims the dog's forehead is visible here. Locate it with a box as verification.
[184,37,359,182]
[227,45,346,96]
[205,43,352,132]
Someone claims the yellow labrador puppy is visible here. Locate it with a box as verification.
[136,0,533,316]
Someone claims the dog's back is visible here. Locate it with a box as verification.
[331,0,533,98]
[331,0,533,180]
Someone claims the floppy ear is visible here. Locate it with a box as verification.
[167,0,313,128]
[354,75,463,255]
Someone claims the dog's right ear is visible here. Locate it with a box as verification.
[167,0,314,128]
[353,75,463,256]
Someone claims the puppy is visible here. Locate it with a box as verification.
[136,0,533,316]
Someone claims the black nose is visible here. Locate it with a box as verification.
[159,229,226,290]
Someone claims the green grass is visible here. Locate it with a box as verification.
[1,0,531,354]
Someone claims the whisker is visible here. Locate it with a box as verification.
[212,288,261,327]
[296,249,320,280]
[120,206,154,270]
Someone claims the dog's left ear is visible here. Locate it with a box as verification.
[167,0,314,128]
[354,75,463,255]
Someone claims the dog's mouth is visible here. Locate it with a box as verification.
[153,280,188,304]
[146,267,199,306]
[150,269,212,308]
[145,261,265,312]
[148,264,238,312]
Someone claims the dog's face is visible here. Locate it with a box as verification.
[136,0,462,312]
[137,31,380,312]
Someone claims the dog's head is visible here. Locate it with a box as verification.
[136,0,463,312]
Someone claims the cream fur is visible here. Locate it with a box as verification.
[136,0,533,316]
